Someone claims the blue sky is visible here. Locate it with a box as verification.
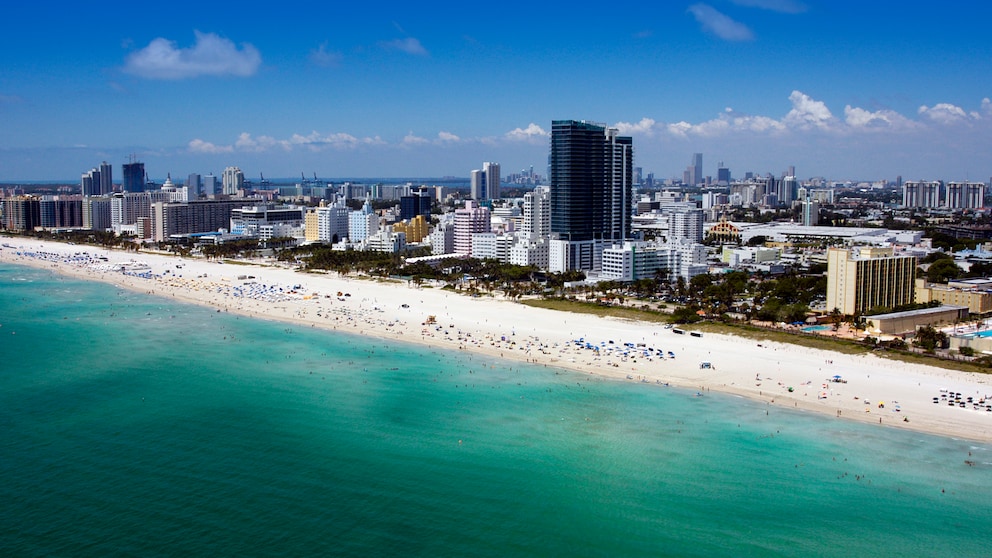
[3,1,992,183]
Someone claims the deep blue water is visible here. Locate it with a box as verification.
[1,263,990,557]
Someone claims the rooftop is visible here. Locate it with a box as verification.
[866,305,968,320]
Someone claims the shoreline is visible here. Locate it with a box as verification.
[2,237,991,443]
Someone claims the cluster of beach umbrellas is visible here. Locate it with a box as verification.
[568,337,675,361]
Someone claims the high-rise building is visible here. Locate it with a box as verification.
[548,120,633,272]
[222,166,245,195]
[801,192,820,226]
[347,196,379,242]
[151,199,251,242]
[1,196,41,231]
[522,186,550,238]
[308,199,350,244]
[122,160,145,193]
[453,200,491,255]
[187,173,202,198]
[826,247,917,316]
[717,163,731,185]
[470,162,501,200]
[81,168,101,197]
[470,170,484,200]
[82,196,112,231]
[99,161,113,194]
[778,176,798,205]
[668,208,704,243]
[945,182,985,209]
[111,192,154,231]
[902,180,943,209]
[400,191,432,221]
[39,195,83,229]
[483,162,500,200]
[430,221,455,255]
[393,215,430,243]
[203,174,219,196]
[684,153,702,186]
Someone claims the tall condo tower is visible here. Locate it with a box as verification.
[222,166,245,195]
[80,168,101,197]
[99,161,113,194]
[550,120,632,242]
[470,161,501,200]
[548,120,633,272]
[122,157,145,193]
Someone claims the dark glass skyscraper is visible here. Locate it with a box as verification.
[123,161,145,193]
[400,191,432,221]
[99,161,113,194]
[550,120,633,243]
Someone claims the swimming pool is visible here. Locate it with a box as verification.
[801,325,833,332]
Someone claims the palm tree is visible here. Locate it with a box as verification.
[830,307,843,331]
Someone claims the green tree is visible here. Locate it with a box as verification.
[913,325,948,352]
[965,261,992,277]
[922,252,953,264]
[671,306,703,324]
[925,259,962,283]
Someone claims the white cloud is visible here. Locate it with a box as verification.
[288,131,385,150]
[729,0,807,13]
[918,102,974,125]
[661,108,786,138]
[782,90,835,130]
[310,43,342,68]
[192,131,385,154]
[687,4,754,42]
[124,31,261,80]
[181,93,992,163]
[187,139,233,154]
[402,132,430,146]
[381,37,428,56]
[608,92,992,143]
[505,123,549,142]
[235,132,285,152]
[614,118,658,136]
[843,105,917,131]
[666,121,694,137]
[731,113,787,133]
[399,131,462,146]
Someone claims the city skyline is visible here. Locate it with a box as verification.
[3,1,992,182]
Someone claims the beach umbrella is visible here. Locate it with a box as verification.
[833,375,842,380]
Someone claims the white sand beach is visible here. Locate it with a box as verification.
[3,237,992,442]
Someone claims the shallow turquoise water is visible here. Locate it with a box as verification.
[1,263,990,557]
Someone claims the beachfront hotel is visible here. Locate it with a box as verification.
[826,247,917,316]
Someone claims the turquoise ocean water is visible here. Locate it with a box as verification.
[1,263,991,557]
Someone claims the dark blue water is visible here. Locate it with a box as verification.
[1,264,990,557]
